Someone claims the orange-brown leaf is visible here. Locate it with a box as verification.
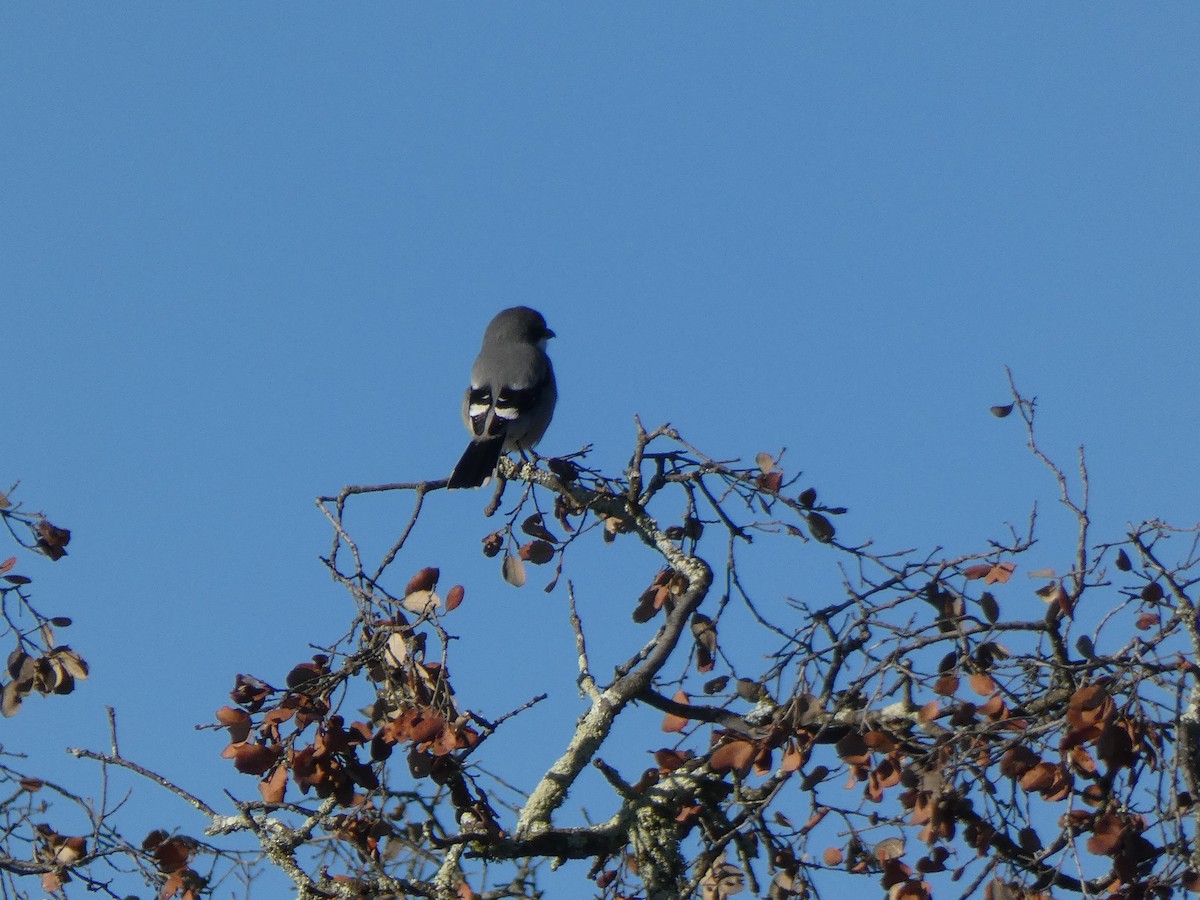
[917,700,941,724]
[758,471,783,493]
[397,709,447,746]
[891,880,932,900]
[1135,611,1159,631]
[835,733,870,766]
[153,836,196,874]
[710,739,757,776]
[999,745,1039,779]
[864,732,898,753]
[216,706,252,742]
[404,567,440,595]
[229,742,281,776]
[36,520,71,560]
[1068,746,1098,776]
[519,540,555,565]
[781,742,806,772]
[932,675,959,697]
[968,673,996,697]
[661,690,690,733]
[654,748,691,772]
[259,763,287,804]
[1085,814,1124,857]
[1019,762,1056,792]
[984,562,1015,584]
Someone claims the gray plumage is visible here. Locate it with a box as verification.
[447,307,557,489]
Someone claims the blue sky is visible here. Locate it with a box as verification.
[2,4,1198,893]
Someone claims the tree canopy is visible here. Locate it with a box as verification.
[3,377,1200,900]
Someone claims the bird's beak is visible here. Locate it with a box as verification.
[544,328,556,340]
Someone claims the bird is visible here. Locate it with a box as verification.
[447,307,557,489]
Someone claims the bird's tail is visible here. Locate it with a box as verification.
[447,437,505,489]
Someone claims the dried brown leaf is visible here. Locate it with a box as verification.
[35,520,71,560]
[519,540,555,565]
[978,693,1007,720]
[917,700,941,724]
[835,733,870,766]
[979,592,1000,623]
[999,745,1039,779]
[546,457,579,482]
[864,732,897,753]
[501,554,526,588]
[967,672,996,697]
[758,471,783,493]
[735,679,765,702]
[521,513,558,543]
[710,739,757,777]
[661,690,690,733]
[800,765,830,791]
[654,748,691,772]
[259,764,287,804]
[216,706,252,743]
[285,662,323,689]
[404,567,440,596]
[985,562,1015,584]
[806,512,835,543]
[1,681,23,717]
[781,742,805,773]
[481,532,503,557]
[931,676,960,696]
[873,837,905,861]
[384,633,408,668]
[703,676,730,695]
[229,742,281,776]
[401,589,440,615]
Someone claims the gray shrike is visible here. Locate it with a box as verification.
[447,307,557,489]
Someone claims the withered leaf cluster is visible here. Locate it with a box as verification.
[7,390,1200,900]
